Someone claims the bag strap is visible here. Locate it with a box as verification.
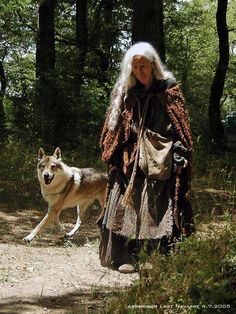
[122,95,150,207]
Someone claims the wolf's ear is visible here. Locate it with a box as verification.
[38,147,45,161]
[53,147,61,160]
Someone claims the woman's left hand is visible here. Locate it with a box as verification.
[174,159,187,174]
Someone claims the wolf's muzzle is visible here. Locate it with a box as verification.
[43,172,54,185]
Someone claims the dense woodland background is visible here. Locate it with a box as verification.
[0,0,235,157]
[0,1,235,311]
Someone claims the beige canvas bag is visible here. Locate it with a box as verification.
[139,128,173,180]
[122,95,173,207]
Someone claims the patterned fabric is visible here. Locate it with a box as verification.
[98,81,194,268]
[101,85,193,166]
[101,83,193,207]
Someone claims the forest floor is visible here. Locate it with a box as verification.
[0,183,235,314]
[0,203,138,314]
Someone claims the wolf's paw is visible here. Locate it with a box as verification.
[22,234,33,243]
[64,233,73,239]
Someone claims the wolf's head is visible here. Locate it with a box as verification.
[37,147,63,185]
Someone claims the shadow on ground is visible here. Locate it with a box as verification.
[0,201,101,247]
[0,289,119,314]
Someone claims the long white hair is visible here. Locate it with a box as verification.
[108,42,174,130]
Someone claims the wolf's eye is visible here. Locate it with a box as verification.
[40,164,45,169]
[51,165,57,170]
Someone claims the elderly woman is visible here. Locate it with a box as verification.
[98,42,194,273]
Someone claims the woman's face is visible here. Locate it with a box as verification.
[131,56,153,89]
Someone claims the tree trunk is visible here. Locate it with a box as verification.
[100,0,115,82]
[36,0,57,143]
[75,0,88,95]
[0,61,7,146]
[132,0,165,62]
[89,0,116,83]
[209,0,229,149]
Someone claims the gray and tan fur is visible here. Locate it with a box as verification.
[23,147,108,242]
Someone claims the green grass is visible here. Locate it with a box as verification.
[106,146,236,314]
[109,219,236,314]
[0,142,235,313]
[0,141,104,208]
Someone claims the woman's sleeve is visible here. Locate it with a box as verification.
[172,140,189,167]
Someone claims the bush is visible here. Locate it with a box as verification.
[0,140,105,208]
[109,220,236,314]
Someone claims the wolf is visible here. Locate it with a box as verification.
[23,147,108,242]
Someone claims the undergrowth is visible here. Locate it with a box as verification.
[0,141,104,208]
[109,220,236,314]
[107,144,236,314]
[0,142,235,313]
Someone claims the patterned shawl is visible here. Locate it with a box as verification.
[100,85,194,236]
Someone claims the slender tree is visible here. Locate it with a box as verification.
[84,0,116,82]
[36,0,57,143]
[75,0,88,95]
[0,60,7,146]
[99,0,116,82]
[36,0,56,78]
[132,0,165,62]
[209,0,229,149]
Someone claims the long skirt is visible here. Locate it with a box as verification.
[97,168,179,268]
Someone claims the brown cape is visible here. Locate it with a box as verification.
[100,85,194,236]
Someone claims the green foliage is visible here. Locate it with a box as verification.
[0,141,37,182]
[0,139,105,207]
[165,0,217,136]
[109,221,236,313]
[106,143,236,313]
[225,0,236,113]
[0,117,235,314]
[0,0,235,150]
[191,142,235,218]
[0,141,40,207]
[192,142,235,187]
[95,137,235,313]
[0,2,235,311]
[165,0,236,140]
[0,0,37,143]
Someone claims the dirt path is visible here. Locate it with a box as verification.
[0,205,138,314]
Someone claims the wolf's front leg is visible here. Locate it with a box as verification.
[22,206,57,242]
[54,213,65,234]
[65,205,81,238]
